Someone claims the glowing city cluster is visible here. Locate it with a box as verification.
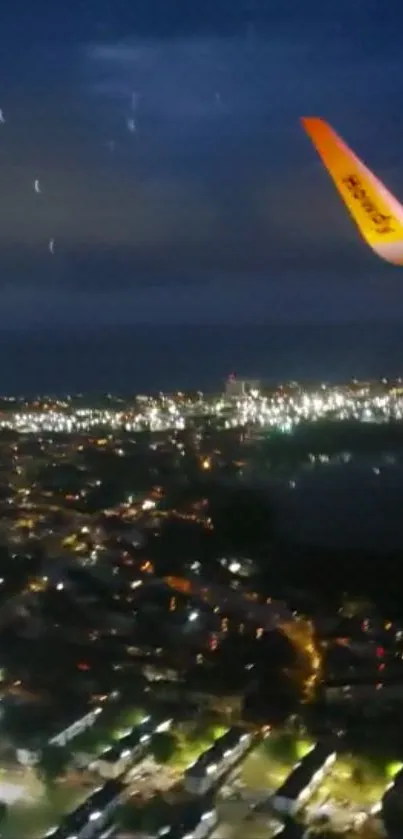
[1,380,403,435]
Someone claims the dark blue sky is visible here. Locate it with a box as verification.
[2,0,403,327]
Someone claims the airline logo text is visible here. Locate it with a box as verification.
[342,174,395,234]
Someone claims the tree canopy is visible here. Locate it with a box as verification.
[263,731,298,764]
[118,797,172,834]
[150,731,178,764]
[37,744,70,784]
[3,704,43,748]
[73,727,105,755]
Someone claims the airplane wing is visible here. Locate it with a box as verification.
[301,116,403,265]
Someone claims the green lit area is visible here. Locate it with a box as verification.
[0,776,97,839]
[306,754,392,811]
[296,739,314,760]
[169,723,229,771]
[386,760,403,780]
[241,733,314,791]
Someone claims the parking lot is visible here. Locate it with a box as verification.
[213,796,282,839]
[127,756,181,800]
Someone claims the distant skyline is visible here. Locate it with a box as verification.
[1,1,403,328]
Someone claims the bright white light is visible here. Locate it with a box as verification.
[229,561,241,574]
[142,499,155,511]
[0,781,32,804]
[156,719,172,733]
[188,610,199,622]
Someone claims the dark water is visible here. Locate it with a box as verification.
[274,459,403,551]
[1,322,403,395]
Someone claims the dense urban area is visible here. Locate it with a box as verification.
[0,376,403,839]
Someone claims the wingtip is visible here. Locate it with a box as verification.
[300,116,326,130]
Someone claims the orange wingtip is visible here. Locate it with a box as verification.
[300,116,329,138]
[299,115,403,265]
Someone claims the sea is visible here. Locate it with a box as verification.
[1,322,403,396]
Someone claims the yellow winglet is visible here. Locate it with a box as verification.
[301,116,403,265]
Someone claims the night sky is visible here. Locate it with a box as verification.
[2,0,403,329]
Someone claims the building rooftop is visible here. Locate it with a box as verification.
[275,743,334,801]
[4,694,100,747]
[42,779,125,839]
[88,777,125,810]
[186,726,248,777]
[99,727,150,764]
[163,796,215,839]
